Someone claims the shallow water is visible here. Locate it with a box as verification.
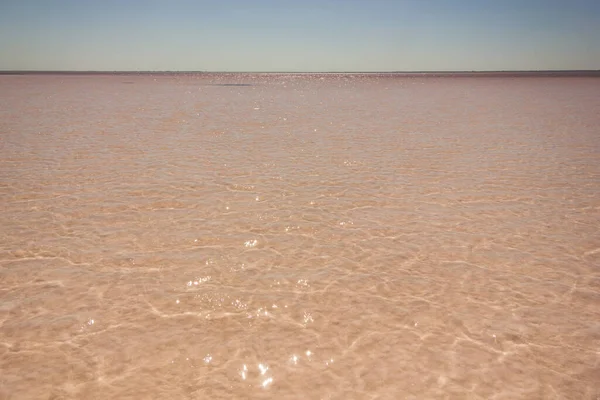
[1,74,599,399]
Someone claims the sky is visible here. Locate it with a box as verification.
[0,0,598,72]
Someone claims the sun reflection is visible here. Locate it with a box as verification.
[187,276,211,287]
[297,279,309,287]
[303,311,314,324]
[261,377,273,388]
[258,363,269,375]
[244,239,258,248]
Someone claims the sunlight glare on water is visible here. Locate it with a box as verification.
[0,73,599,399]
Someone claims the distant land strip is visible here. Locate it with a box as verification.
[1,70,600,77]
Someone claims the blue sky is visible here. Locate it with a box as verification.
[0,0,598,71]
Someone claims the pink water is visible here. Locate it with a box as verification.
[1,74,599,399]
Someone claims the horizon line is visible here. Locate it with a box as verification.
[1,69,600,75]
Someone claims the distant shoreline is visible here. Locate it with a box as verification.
[1,70,599,77]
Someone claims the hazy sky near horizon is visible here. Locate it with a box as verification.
[0,0,598,71]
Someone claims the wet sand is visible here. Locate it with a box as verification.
[1,74,599,399]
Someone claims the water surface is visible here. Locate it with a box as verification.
[1,74,599,399]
